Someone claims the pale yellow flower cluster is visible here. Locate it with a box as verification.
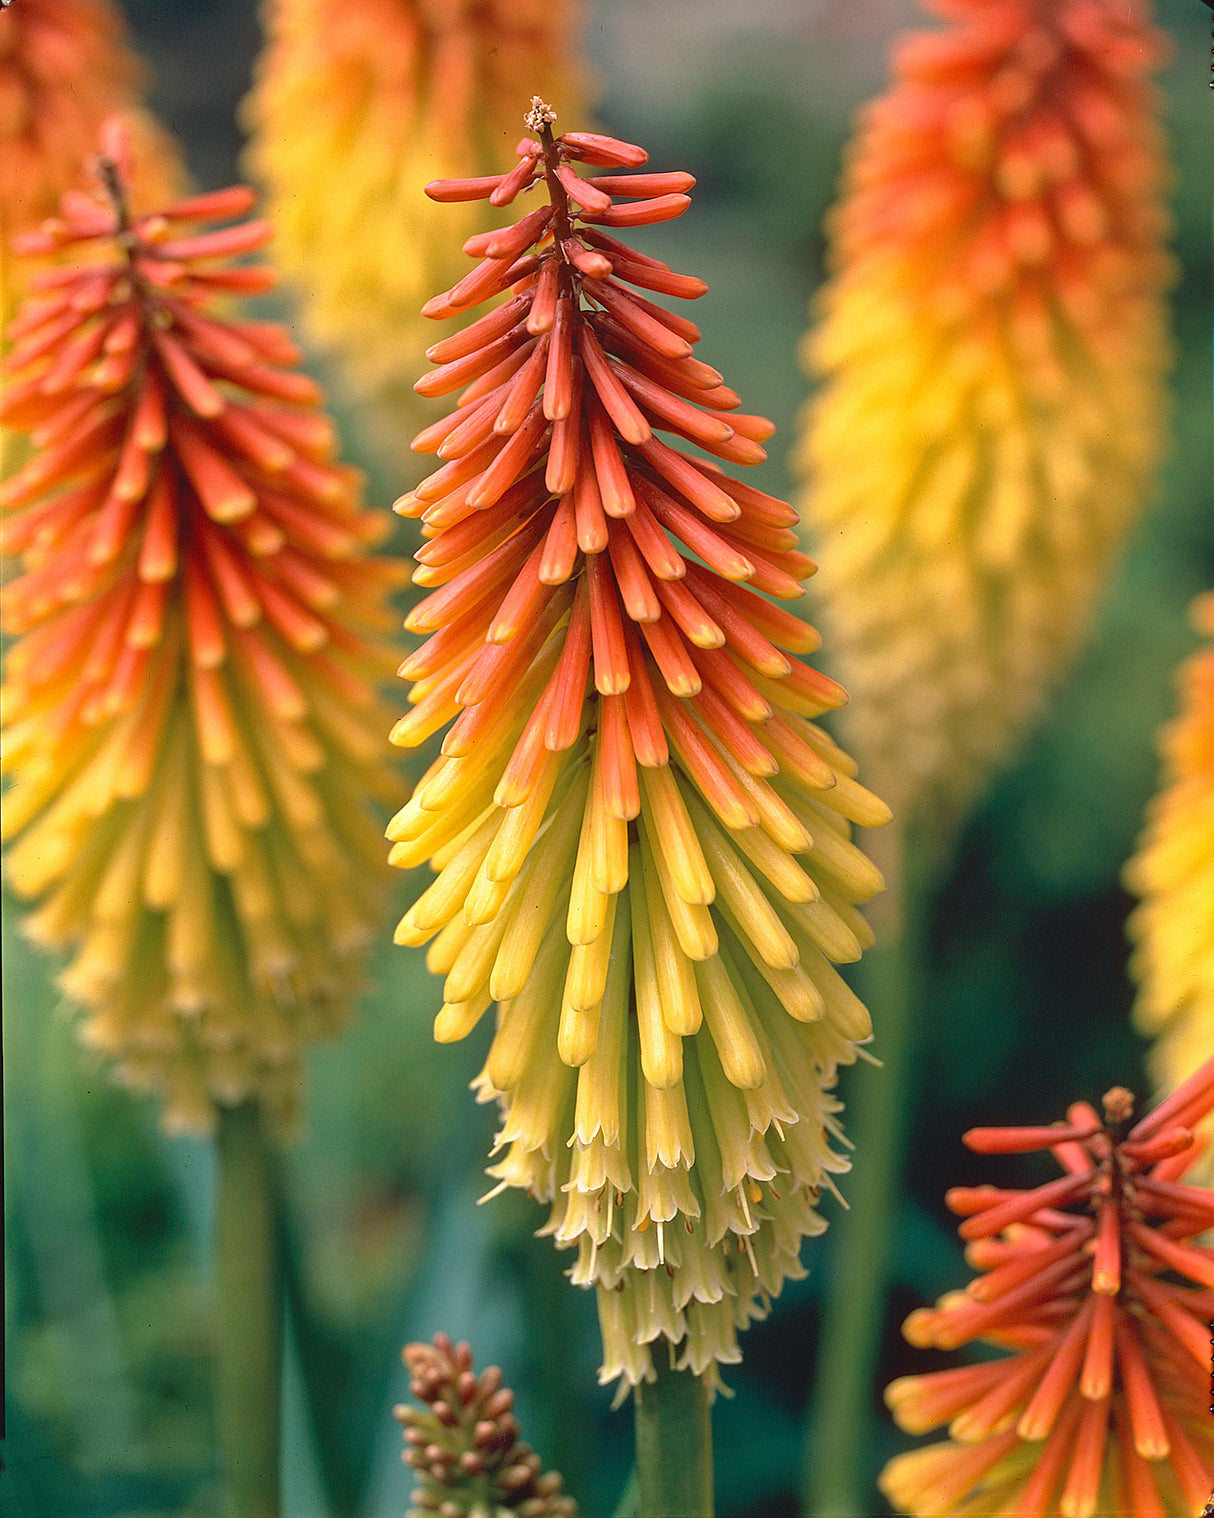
[242,0,588,464]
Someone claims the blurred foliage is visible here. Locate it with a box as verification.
[2,2,1210,1516]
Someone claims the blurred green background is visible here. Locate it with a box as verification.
[3,2,1211,1515]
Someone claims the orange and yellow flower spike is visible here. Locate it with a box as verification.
[880,1064,1214,1518]
[390,102,892,1392]
[0,0,184,333]
[1126,593,1214,1180]
[0,124,404,1133]
[242,0,589,463]
[796,0,1174,827]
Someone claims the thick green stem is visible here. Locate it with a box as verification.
[801,821,933,1517]
[634,1351,714,1518]
[216,1099,283,1518]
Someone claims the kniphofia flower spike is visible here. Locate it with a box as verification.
[881,1061,1214,1517]
[0,0,184,333]
[391,102,891,1391]
[1,123,403,1132]
[1126,593,1214,1177]
[797,0,1174,826]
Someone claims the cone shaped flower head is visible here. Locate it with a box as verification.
[1126,593,1214,1181]
[0,0,184,332]
[390,102,892,1391]
[395,1333,577,1518]
[880,1063,1214,1517]
[242,0,588,460]
[0,123,404,1133]
[796,0,1174,826]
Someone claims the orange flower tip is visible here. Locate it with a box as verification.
[420,293,460,321]
[208,485,258,524]
[13,227,62,257]
[1135,1433,1172,1463]
[963,1122,1103,1154]
[554,164,613,215]
[1118,1127,1193,1165]
[424,175,506,203]
[594,670,631,698]
[582,193,691,229]
[560,131,650,170]
[901,1309,939,1350]
[944,1185,1000,1216]
[487,162,540,211]
[592,171,697,200]
[1128,1054,1214,1141]
[169,185,259,222]
[393,492,423,517]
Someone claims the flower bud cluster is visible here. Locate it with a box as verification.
[395,1334,577,1518]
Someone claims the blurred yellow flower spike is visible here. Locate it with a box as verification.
[796,0,1175,829]
[1,126,405,1133]
[242,0,590,467]
[1126,592,1214,1182]
[390,108,892,1392]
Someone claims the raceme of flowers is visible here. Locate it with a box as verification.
[880,1062,1214,1518]
[1126,592,1214,1170]
[242,0,588,460]
[390,103,892,1391]
[796,0,1174,825]
[396,1333,577,1518]
[0,0,184,334]
[0,126,403,1133]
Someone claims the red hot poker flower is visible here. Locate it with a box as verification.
[1,124,403,1132]
[797,0,1174,831]
[390,101,891,1391]
[881,1059,1214,1518]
